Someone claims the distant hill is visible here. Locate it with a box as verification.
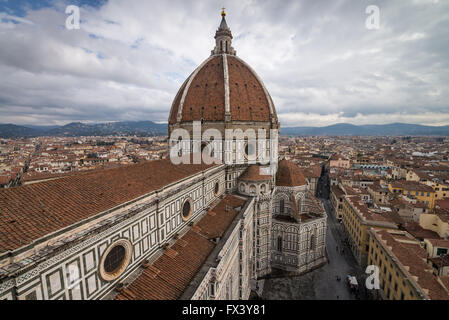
[2,121,449,138]
[0,124,41,138]
[0,121,167,138]
[281,123,449,136]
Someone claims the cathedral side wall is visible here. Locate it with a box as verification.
[190,197,254,300]
[0,166,226,300]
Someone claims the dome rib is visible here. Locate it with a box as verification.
[232,55,277,121]
[176,55,218,123]
[169,76,189,124]
[223,54,231,117]
[168,54,277,125]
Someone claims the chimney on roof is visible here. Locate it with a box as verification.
[211,237,221,244]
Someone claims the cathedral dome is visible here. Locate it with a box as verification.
[168,11,278,126]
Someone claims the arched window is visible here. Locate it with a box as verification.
[280,199,285,214]
[310,234,316,250]
[220,40,223,51]
[250,185,256,194]
[178,137,183,156]
[277,236,283,252]
[225,41,228,52]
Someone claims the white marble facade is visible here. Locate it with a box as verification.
[0,165,228,300]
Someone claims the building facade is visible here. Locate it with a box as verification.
[368,229,449,300]
[341,195,398,267]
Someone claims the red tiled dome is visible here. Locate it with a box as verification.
[168,54,277,124]
[239,164,272,182]
[276,159,307,187]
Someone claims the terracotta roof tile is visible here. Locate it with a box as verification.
[276,159,307,187]
[0,158,217,254]
[239,164,271,182]
[115,194,246,300]
[376,230,449,300]
[168,54,274,124]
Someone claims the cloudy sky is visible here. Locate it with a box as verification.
[0,0,448,127]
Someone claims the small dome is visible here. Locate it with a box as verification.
[276,159,307,187]
[240,164,272,182]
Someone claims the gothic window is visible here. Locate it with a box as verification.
[177,137,183,156]
[220,40,223,51]
[280,199,285,214]
[277,236,283,252]
[310,234,316,250]
[250,185,256,194]
[244,142,256,158]
[201,142,207,153]
[226,41,228,52]
[214,181,220,196]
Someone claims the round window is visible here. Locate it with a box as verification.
[99,239,132,282]
[244,142,256,159]
[214,181,220,195]
[181,198,193,221]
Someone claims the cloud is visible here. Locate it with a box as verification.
[0,0,448,127]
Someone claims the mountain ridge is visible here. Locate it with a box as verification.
[280,122,449,136]
[0,121,166,138]
[1,121,449,138]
